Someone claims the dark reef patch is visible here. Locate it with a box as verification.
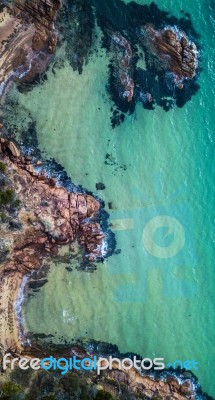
[25,264,51,297]
[59,0,95,74]
[16,71,49,94]
[0,98,42,158]
[104,153,128,176]
[91,0,199,39]
[15,55,66,94]
[89,0,201,126]
[96,182,106,190]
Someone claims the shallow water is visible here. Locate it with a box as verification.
[10,0,215,396]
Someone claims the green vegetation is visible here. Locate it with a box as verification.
[0,188,21,210]
[11,199,21,208]
[3,368,167,400]
[0,189,15,207]
[0,163,21,211]
[0,381,23,399]
[0,212,7,222]
[0,162,6,173]
[96,391,114,400]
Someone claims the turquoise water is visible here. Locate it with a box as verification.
[11,0,215,396]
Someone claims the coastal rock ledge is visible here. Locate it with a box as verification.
[0,0,61,95]
[0,138,105,352]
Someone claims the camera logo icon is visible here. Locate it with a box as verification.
[142,215,185,259]
[108,174,197,303]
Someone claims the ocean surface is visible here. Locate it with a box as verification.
[10,0,215,397]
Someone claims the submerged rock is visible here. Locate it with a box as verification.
[96,182,106,190]
[60,0,95,74]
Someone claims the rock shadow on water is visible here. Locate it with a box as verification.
[92,0,201,126]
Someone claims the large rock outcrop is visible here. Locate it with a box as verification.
[143,24,198,87]
[0,138,105,352]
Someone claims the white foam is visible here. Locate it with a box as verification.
[14,275,30,345]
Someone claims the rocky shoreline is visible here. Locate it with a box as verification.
[0,138,213,399]
[0,138,108,353]
[0,0,61,95]
[0,339,213,400]
[0,0,200,120]
[0,1,211,399]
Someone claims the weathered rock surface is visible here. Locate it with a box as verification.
[143,24,198,86]
[14,0,61,53]
[106,364,195,400]
[0,138,105,268]
[111,33,134,103]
